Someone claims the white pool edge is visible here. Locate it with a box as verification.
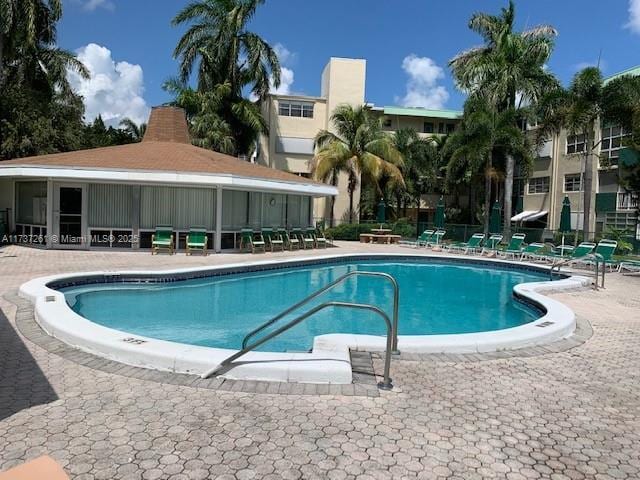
[19,253,590,384]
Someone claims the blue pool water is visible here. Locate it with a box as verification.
[60,259,548,352]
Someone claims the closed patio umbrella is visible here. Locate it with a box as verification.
[434,197,445,229]
[559,196,571,254]
[489,200,501,234]
[377,199,386,225]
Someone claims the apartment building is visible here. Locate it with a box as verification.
[258,57,639,237]
[256,58,462,224]
[519,65,640,237]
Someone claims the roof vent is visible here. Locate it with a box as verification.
[142,106,191,144]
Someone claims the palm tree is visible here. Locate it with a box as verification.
[313,105,404,224]
[536,67,604,239]
[450,0,558,236]
[0,0,62,85]
[446,96,533,235]
[163,79,266,155]
[172,0,280,100]
[602,74,640,192]
[391,128,438,217]
[119,118,147,142]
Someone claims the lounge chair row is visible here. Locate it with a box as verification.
[442,231,623,271]
[150,226,329,255]
[240,227,328,253]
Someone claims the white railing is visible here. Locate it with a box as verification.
[617,192,639,210]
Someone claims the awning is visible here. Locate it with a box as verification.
[511,210,548,222]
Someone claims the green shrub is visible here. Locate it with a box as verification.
[325,223,372,241]
[391,218,416,238]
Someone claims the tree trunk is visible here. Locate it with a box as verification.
[0,34,4,87]
[503,154,514,239]
[349,189,354,224]
[329,172,337,227]
[484,171,492,236]
[582,138,594,240]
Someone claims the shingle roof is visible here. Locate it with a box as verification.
[0,106,321,186]
[0,141,320,185]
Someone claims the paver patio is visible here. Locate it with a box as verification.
[0,243,639,479]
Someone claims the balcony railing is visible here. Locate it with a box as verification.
[618,192,639,210]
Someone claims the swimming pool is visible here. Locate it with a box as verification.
[59,258,548,353]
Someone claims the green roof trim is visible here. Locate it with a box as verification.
[604,65,640,84]
[382,106,462,119]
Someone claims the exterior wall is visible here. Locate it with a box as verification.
[0,178,14,234]
[523,123,638,237]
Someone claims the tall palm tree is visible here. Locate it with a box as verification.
[0,0,61,85]
[536,67,604,238]
[450,0,558,236]
[446,96,533,235]
[172,0,280,100]
[313,105,404,224]
[163,79,266,155]
[119,118,147,142]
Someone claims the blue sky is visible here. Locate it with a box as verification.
[59,0,640,125]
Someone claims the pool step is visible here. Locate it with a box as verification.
[350,351,377,385]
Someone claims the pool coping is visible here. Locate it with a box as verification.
[18,252,591,384]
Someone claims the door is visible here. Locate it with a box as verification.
[54,184,87,248]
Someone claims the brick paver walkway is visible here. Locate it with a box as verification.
[0,244,639,479]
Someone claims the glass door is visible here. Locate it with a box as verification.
[54,184,86,247]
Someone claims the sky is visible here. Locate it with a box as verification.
[59,0,640,126]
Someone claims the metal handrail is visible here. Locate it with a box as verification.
[241,271,400,353]
[550,252,605,289]
[201,301,395,390]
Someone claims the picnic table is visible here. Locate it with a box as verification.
[360,233,402,244]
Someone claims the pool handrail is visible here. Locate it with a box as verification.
[240,270,400,353]
[550,252,604,289]
[201,301,395,390]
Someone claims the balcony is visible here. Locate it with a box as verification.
[618,192,639,211]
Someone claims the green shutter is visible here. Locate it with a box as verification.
[595,193,617,213]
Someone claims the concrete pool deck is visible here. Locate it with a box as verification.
[1,243,639,479]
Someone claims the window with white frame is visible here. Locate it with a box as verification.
[564,174,582,192]
[278,101,314,118]
[528,177,550,194]
[566,134,586,154]
[600,125,628,166]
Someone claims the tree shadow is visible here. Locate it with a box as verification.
[0,308,58,420]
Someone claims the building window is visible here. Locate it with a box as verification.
[446,123,455,134]
[383,117,392,128]
[566,134,586,154]
[437,123,446,134]
[564,174,582,192]
[528,177,550,194]
[600,125,627,166]
[514,178,525,197]
[423,122,434,134]
[278,101,314,118]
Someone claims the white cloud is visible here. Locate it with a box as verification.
[396,55,449,109]
[269,43,296,95]
[271,67,294,95]
[79,0,114,12]
[67,43,150,126]
[627,0,640,33]
[273,43,295,65]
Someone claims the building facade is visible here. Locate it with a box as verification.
[258,58,639,238]
[256,58,463,225]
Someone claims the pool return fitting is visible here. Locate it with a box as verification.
[201,271,400,390]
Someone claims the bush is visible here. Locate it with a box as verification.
[325,223,372,241]
[391,218,416,238]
